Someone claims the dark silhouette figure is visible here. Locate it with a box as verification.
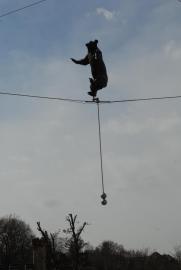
[71,40,108,98]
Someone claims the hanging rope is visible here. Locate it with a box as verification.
[95,98,107,205]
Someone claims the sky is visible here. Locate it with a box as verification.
[0,0,181,254]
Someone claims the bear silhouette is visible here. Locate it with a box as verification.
[71,40,108,98]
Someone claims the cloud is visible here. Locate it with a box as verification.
[163,40,181,60]
[96,7,115,21]
[44,199,60,209]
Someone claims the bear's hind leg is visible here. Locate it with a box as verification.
[88,78,97,97]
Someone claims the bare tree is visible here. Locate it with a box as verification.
[36,222,60,270]
[174,245,181,268]
[64,214,88,270]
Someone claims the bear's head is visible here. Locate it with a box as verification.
[86,40,98,53]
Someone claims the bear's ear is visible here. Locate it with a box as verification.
[94,39,98,44]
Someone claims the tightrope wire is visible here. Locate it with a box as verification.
[0,90,181,104]
[0,91,85,103]
[0,0,49,19]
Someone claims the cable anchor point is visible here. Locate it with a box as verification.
[93,97,100,103]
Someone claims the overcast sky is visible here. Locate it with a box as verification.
[0,0,181,254]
